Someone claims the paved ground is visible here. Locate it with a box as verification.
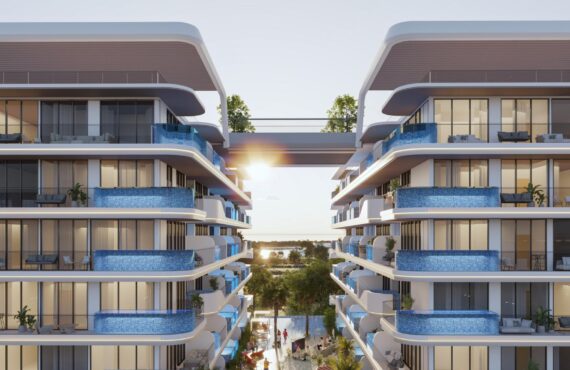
[255,315,326,370]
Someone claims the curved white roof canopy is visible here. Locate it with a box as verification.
[0,22,229,143]
[357,21,570,143]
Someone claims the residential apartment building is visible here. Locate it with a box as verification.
[0,23,252,370]
[331,21,570,370]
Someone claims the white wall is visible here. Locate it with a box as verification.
[410,160,434,187]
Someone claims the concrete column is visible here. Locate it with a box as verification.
[488,97,501,143]
[489,159,501,188]
[489,283,501,315]
[424,220,433,250]
[547,219,554,271]
[547,346,554,370]
[87,101,100,136]
[411,282,433,310]
[488,346,501,370]
[87,160,100,202]
[489,220,501,252]
[425,346,434,370]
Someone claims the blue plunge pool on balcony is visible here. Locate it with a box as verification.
[93,187,195,208]
[93,250,195,271]
[396,250,500,272]
[382,123,437,155]
[396,310,499,336]
[94,310,196,335]
[395,187,500,208]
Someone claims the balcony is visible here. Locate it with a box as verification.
[93,187,195,208]
[93,250,195,271]
[395,310,499,336]
[366,332,375,351]
[395,187,500,208]
[220,306,239,332]
[94,310,197,335]
[382,123,437,155]
[222,339,239,362]
[209,270,241,295]
[152,123,207,153]
[396,250,500,272]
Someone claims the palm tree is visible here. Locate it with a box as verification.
[245,265,272,315]
[326,337,362,370]
[261,277,288,348]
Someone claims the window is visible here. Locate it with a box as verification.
[166,109,180,124]
[91,346,153,370]
[554,220,570,270]
[91,220,154,251]
[100,101,154,143]
[0,100,38,143]
[41,282,87,330]
[0,346,38,370]
[501,99,548,142]
[0,160,38,207]
[402,345,422,370]
[0,282,38,329]
[553,160,570,207]
[501,347,546,370]
[501,220,546,271]
[41,346,88,370]
[100,160,153,188]
[435,346,487,370]
[376,225,390,236]
[434,220,488,250]
[434,99,488,142]
[40,101,87,142]
[401,221,421,250]
[41,220,88,270]
[501,160,548,207]
[0,220,39,270]
[434,283,488,310]
[100,282,154,311]
[167,221,186,251]
[434,160,488,187]
[41,160,88,205]
[502,283,549,320]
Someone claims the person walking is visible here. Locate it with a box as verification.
[276,329,282,348]
[263,358,270,370]
[283,328,288,344]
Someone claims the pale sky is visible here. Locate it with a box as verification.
[4,0,570,240]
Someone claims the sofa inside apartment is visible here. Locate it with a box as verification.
[500,318,535,334]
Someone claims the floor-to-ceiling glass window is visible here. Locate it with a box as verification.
[0,100,38,143]
[554,347,570,370]
[501,99,548,142]
[553,283,570,329]
[551,99,570,138]
[434,220,488,250]
[40,101,88,143]
[434,99,488,143]
[0,346,38,370]
[0,160,38,207]
[501,283,549,320]
[40,346,88,370]
[100,160,153,188]
[554,220,570,271]
[501,159,548,207]
[501,347,546,370]
[0,220,39,271]
[434,160,488,187]
[40,220,88,270]
[434,283,488,310]
[501,220,546,271]
[40,160,88,206]
[100,101,154,143]
[91,346,153,370]
[434,346,488,370]
[100,282,154,311]
[90,220,154,251]
[553,160,570,207]
[0,282,38,329]
[40,282,87,330]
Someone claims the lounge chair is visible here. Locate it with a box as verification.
[558,317,570,331]
[63,256,74,268]
[536,133,570,143]
[59,323,76,334]
[498,131,530,142]
[500,193,532,204]
[37,325,54,334]
[556,257,570,271]
[500,318,535,334]
[0,133,22,143]
[25,254,58,265]
[447,134,482,143]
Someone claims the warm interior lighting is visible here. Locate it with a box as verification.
[246,162,271,181]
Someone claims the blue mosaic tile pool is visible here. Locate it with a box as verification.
[94,310,196,334]
[396,250,500,272]
[395,187,500,208]
[396,310,499,335]
[93,250,196,271]
[93,187,195,208]
[382,123,437,155]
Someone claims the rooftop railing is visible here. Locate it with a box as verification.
[0,70,167,84]
[422,69,570,83]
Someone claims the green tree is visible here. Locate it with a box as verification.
[321,95,358,133]
[327,337,362,370]
[300,240,316,258]
[261,277,288,348]
[313,244,330,261]
[245,265,272,314]
[288,250,302,265]
[218,94,255,133]
[323,306,337,337]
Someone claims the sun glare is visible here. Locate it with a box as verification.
[246,162,271,181]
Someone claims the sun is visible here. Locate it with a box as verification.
[246,162,271,181]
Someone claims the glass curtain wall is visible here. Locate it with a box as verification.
[0,282,38,329]
[434,283,489,310]
[551,99,570,138]
[91,346,154,370]
[40,220,88,270]
[100,160,153,188]
[501,347,546,370]
[40,346,88,370]
[40,160,88,205]
[0,220,39,270]
[501,220,546,271]
[553,160,570,207]
[40,101,88,143]
[0,160,38,207]
[501,283,549,319]
[434,220,488,250]
[434,160,488,187]
[501,99,548,142]
[553,220,570,271]
[90,220,154,251]
[0,100,38,143]
[434,99,488,142]
[501,160,548,207]
[0,346,38,370]
[434,346,488,370]
[40,283,87,329]
[100,101,154,143]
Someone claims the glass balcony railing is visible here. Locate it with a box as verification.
[152,123,206,152]
[220,307,239,331]
[209,270,240,295]
[396,250,500,272]
[94,310,197,335]
[396,310,499,336]
[346,276,357,292]
[222,339,239,362]
[212,331,221,351]
[93,187,195,208]
[347,310,367,331]
[93,250,195,271]
[365,244,374,261]
[382,123,437,155]
[395,187,500,208]
[366,332,375,351]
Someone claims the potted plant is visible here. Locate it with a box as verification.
[401,294,414,310]
[67,182,88,207]
[526,183,545,207]
[194,254,203,267]
[14,305,31,333]
[388,178,400,206]
[26,314,37,332]
[527,359,539,370]
[383,236,396,262]
[209,276,220,291]
[534,306,554,333]
[189,294,204,316]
